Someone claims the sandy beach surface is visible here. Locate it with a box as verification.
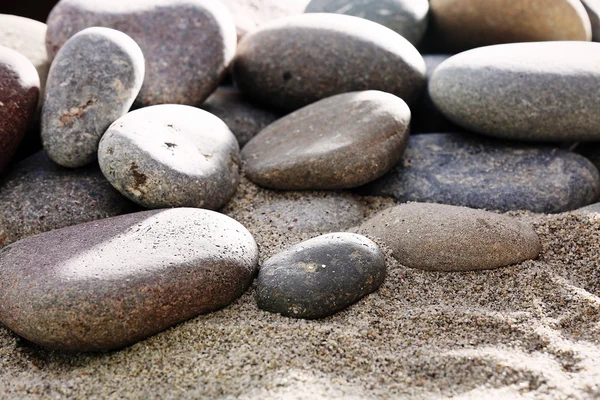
[1,178,599,399]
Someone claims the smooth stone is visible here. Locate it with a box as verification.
[305,0,429,45]
[201,86,281,146]
[429,0,592,52]
[46,0,237,106]
[0,208,259,351]
[98,105,240,210]
[255,232,385,319]
[41,27,144,168]
[242,91,410,190]
[0,45,40,175]
[233,13,426,112]
[0,151,137,249]
[430,42,600,142]
[360,133,600,213]
[253,195,365,233]
[356,203,542,271]
[582,0,600,41]
[575,202,600,215]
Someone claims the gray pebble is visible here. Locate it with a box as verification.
[256,232,385,319]
[581,0,600,41]
[98,105,240,210]
[42,27,144,168]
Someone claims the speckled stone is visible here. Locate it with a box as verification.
[255,232,385,319]
[41,27,144,168]
[233,13,426,112]
[356,203,541,271]
[360,133,600,213]
[242,91,410,190]
[0,208,259,352]
[429,0,591,52]
[98,105,240,210]
[429,42,600,142]
[305,0,429,45]
[0,45,40,175]
[253,195,365,233]
[46,0,237,106]
[581,0,600,41]
[201,86,281,146]
[0,151,137,249]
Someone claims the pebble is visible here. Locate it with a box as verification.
[98,105,240,210]
[360,133,600,213]
[304,0,429,45]
[356,202,541,271]
[429,0,592,51]
[574,202,600,215]
[0,151,136,249]
[41,27,144,168]
[233,13,426,111]
[241,91,410,190]
[0,45,40,174]
[581,0,600,41]
[201,86,281,146]
[253,195,365,233]
[0,208,259,351]
[46,0,237,106]
[429,42,600,142]
[255,232,385,319]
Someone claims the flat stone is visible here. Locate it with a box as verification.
[233,13,426,112]
[0,45,40,175]
[575,202,600,215]
[255,232,385,319]
[356,203,541,272]
[201,86,281,146]
[46,0,237,106]
[305,0,429,45]
[42,27,144,168]
[0,208,258,351]
[429,0,591,52]
[253,195,365,233]
[581,0,600,41]
[242,91,410,190]
[0,151,137,249]
[98,105,240,210]
[429,42,600,142]
[360,133,600,213]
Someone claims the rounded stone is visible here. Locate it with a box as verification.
[429,0,592,52]
[241,91,410,190]
[99,105,241,210]
[0,151,137,249]
[233,13,426,112]
[46,0,237,107]
[201,86,282,146]
[0,45,40,175]
[253,195,365,233]
[356,203,542,272]
[581,0,600,41]
[41,27,145,168]
[305,0,429,45]
[255,232,385,319]
[0,208,259,352]
[360,133,600,213]
[429,42,600,142]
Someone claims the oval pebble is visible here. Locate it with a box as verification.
[46,0,237,106]
[42,27,144,168]
[305,0,429,45]
[0,208,259,351]
[429,42,600,142]
[241,91,410,190]
[98,105,240,210]
[356,203,542,272]
[256,232,385,319]
[582,0,600,41]
[233,13,426,111]
[360,133,600,213]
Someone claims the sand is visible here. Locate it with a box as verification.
[1,178,599,399]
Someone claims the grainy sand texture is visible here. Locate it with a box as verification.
[1,179,599,399]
